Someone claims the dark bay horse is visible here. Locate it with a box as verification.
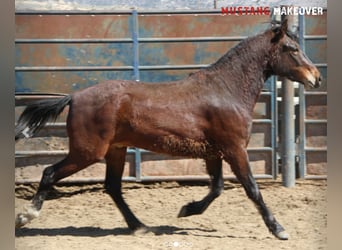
[15,20,321,240]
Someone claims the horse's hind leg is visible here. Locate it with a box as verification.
[104,146,145,231]
[15,155,94,228]
[224,146,289,240]
[178,157,223,217]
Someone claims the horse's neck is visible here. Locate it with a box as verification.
[206,34,271,112]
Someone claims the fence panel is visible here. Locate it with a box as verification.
[298,11,327,179]
[15,10,281,183]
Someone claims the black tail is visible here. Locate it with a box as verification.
[15,95,72,140]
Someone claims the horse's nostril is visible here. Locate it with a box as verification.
[315,76,322,88]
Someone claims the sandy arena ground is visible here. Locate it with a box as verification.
[15,179,327,250]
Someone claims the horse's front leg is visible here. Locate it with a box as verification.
[178,157,223,217]
[223,145,289,240]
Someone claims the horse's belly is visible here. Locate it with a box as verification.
[128,134,219,159]
[161,135,218,158]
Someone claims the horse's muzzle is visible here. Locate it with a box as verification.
[314,76,322,88]
[306,69,322,89]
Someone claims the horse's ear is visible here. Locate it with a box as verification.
[271,19,288,43]
[280,19,288,33]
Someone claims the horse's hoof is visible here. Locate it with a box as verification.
[15,206,40,228]
[177,205,188,218]
[275,230,289,240]
[178,202,203,217]
[133,225,154,236]
[15,213,28,228]
[130,223,146,232]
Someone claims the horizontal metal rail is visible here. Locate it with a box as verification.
[14,91,272,99]
[15,8,327,15]
[15,174,274,184]
[304,91,327,95]
[253,119,272,124]
[15,64,212,72]
[15,36,247,44]
[15,9,225,15]
[304,119,327,124]
[14,119,273,130]
[15,149,135,157]
[304,175,327,180]
[20,64,327,72]
[140,37,246,42]
[16,64,327,73]
[16,38,134,44]
[304,147,327,152]
[15,94,68,106]
[15,34,247,73]
[139,64,208,70]
[16,150,67,157]
[15,65,134,72]
[15,146,274,158]
[303,35,327,40]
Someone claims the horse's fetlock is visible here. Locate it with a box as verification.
[212,187,223,198]
[41,166,56,185]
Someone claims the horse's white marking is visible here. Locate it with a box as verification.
[15,204,40,227]
[22,127,32,138]
[305,70,317,88]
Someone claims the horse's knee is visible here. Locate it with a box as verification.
[245,185,261,203]
[241,177,261,201]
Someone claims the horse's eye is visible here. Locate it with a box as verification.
[283,44,299,54]
[291,50,299,55]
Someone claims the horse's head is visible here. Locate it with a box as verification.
[268,19,321,89]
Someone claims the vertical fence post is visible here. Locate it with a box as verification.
[280,13,298,187]
[132,9,142,182]
[271,76,278,179]
[132,9,140,82]
[298,14,306,179]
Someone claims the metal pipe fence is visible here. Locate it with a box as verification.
[14,9,327,183]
